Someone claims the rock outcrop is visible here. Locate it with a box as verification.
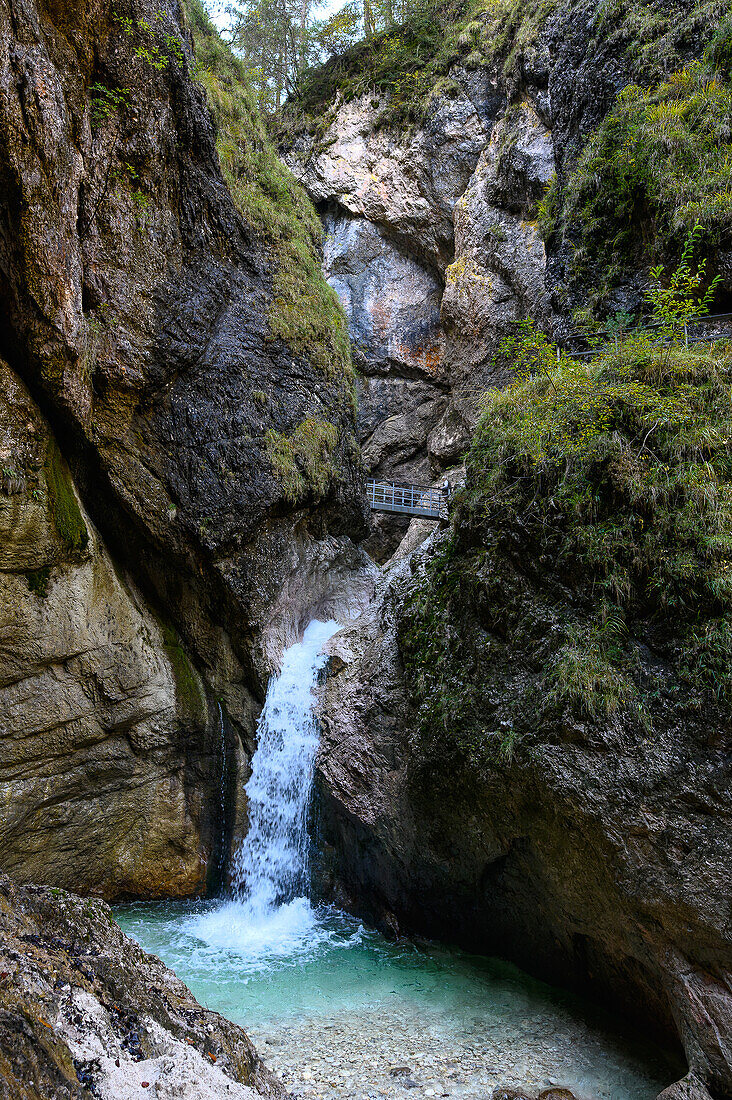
[316,530,732,1100]
[0,356,230,898]
[0,872,284,1098]
[0,0,368,895]
[283,61,559,556]
[285,84,495,555]
[284,0,727,557]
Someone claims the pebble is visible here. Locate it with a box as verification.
[246,999,640,1100]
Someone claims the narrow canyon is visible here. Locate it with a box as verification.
[0,0,730,1097]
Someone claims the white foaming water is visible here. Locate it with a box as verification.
[188,619,341,966]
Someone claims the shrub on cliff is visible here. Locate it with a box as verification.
[549,60,732,298]
[399,312,732,767]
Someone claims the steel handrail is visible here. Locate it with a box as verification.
[366,479,449,520]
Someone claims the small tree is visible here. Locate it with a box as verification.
[645,223,721,335]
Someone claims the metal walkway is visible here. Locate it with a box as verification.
[367,479,449,520]
[562,312,732,358]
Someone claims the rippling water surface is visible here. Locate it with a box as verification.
[116,896,678,1099]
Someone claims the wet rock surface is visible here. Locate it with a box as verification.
[0,0,366,896]
[0,873,284,1099]
[0,0,366,688]
[0,358,226,898]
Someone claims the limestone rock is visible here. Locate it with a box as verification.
[0,0,366,895]
[315,533,732,1098]
[283,1,646,558]
[0,873,284,1098]
[319,204,448,559]
[285,89,492,557]
[0,357,226,898]
[442,101,554,427]
[322,209,444,382]
[285,78,559,557]
[287,92,488,271]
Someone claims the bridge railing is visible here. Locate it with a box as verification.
[562,312,732,359]
[367,479,448,520]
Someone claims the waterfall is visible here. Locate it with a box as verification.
[231,619,340,912]
[189,619,340,961]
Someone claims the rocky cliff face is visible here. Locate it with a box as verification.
[0,0,369,896]
[282,0,730,558]
[282,35,561,557]
[0,872,284,1098]
[285,82,496,554]
[0,356,227,897]
[314,315,732,1100]
[316,536,732,1100]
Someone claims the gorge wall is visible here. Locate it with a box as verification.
[283,0,732,557]
[0,0,371,898]
[289,2,732,1098]
[316,535,732,1100]
[280,8,573,555]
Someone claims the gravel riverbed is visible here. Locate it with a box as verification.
[250,999,669,1100]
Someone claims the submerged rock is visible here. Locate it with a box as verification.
[0,873,284,1099]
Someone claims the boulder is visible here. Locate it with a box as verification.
[0,873,284,1098]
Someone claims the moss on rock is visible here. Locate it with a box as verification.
[160,621,207,722]
[184,0,351,377]
[43,440,88,555]
[265,417,340,503]
[399,332,732,771]
[25,567,51,598]
[552,59,732,299]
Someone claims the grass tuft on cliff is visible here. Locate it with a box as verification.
[264,418,340,503]
[471,332,732,681]
[399,331,732,769]
[543,57,732,302]
[183,0,351,377]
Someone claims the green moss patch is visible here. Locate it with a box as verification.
[25,567,52,598]
[553,60,732,300]
[43,440,88,555]
[471,333,732,692]
[183,0,351,377]
[160,622,207,720]
[265,417,340,503]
